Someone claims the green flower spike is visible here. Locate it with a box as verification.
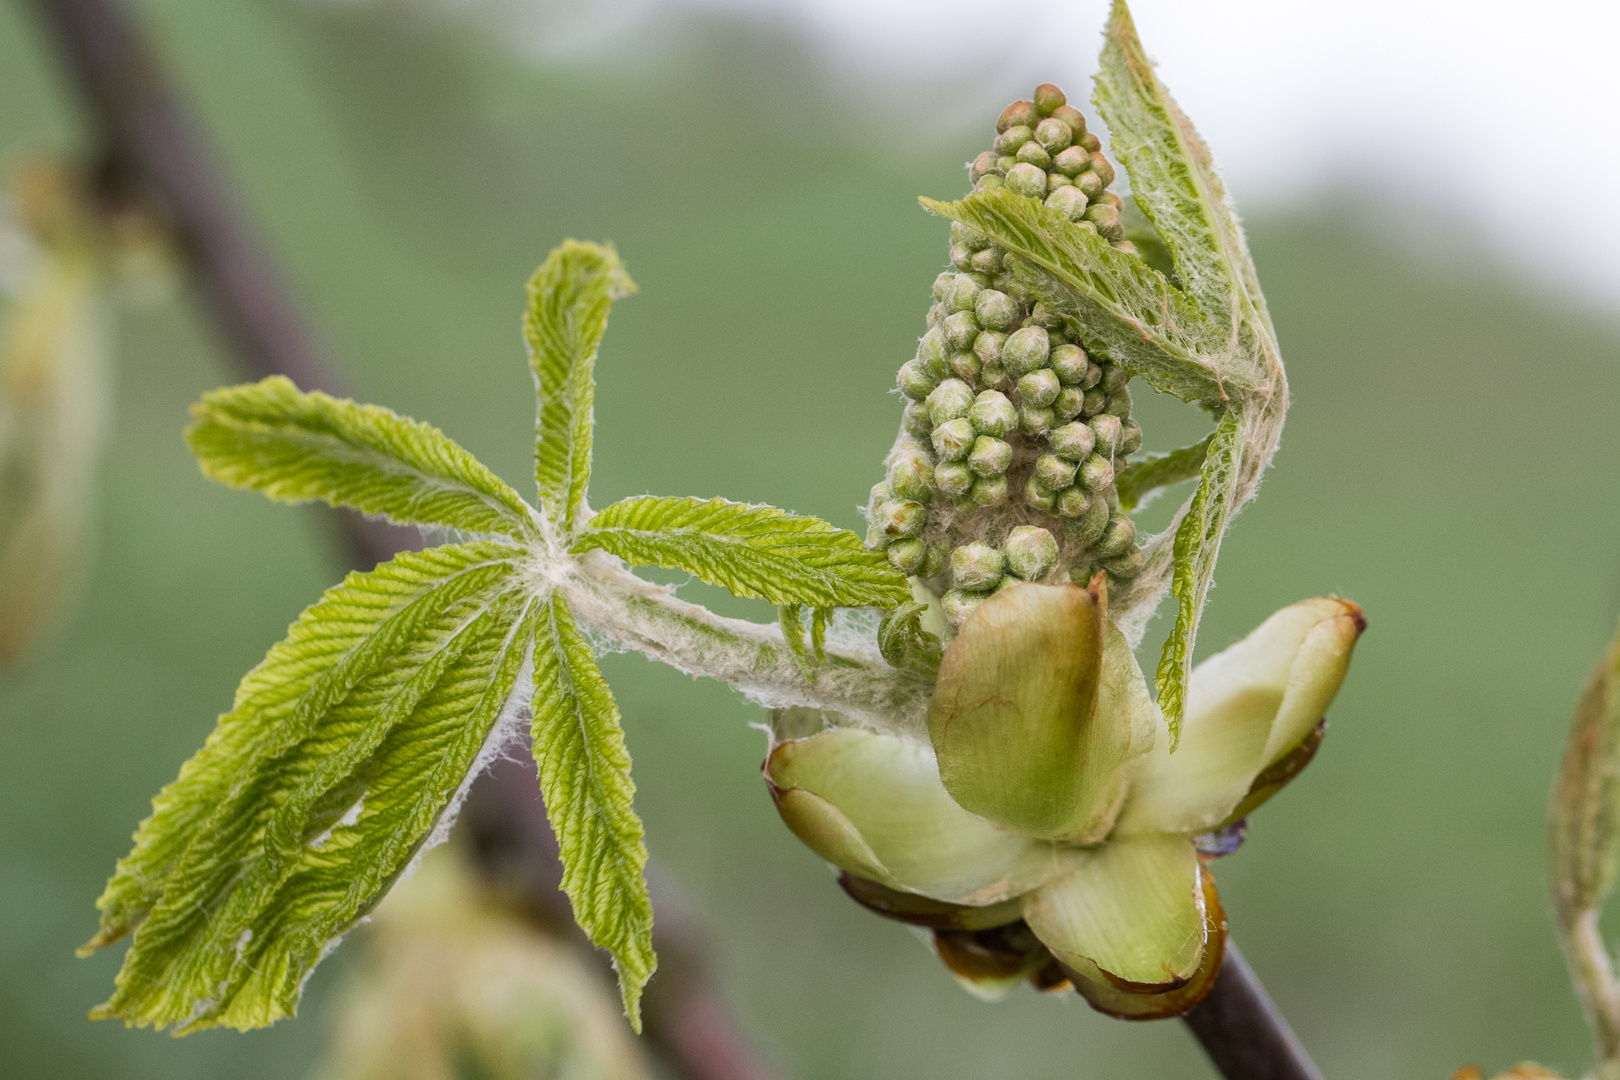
[764,588,1363,1014]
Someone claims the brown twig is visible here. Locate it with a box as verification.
[21,1,782,1076]
[1182,941,1326,1080]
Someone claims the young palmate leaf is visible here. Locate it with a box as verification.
[1155,410,1241,744]
[187,376,536,539]
[524,240,635,533]
[529,593,655,1028]
[576,495,910,609]
[81,542,531,1031]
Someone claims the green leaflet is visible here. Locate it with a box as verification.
[575,495,911,609]
[920,189,1227,403]
[187,377,535,539]
[1115,434,1213,513]
[1094,1,1275,343]
[524,241,636,533]
[877,601,942,679]
[1154,411,1242,747]
[83,542,532,1032]
[529,593,655,1030]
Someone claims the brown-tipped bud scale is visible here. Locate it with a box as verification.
[888,451,935,503]
[970,151,1000,181]
[876,499,927,539]
[1033,83,1066,115]
[997,99,1039,132]
[1079,132,1101,153]
[1052,105,1087,140]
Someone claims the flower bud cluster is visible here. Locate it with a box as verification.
[968,84,1136,256]
[866,85,1144,627]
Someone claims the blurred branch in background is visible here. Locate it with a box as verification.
[20,0,783,1077]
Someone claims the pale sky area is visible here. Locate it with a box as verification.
[523,0,1620,307]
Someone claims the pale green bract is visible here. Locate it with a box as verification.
[577,495,910,610]
[84,240,910,1036]
[186,376,536,539]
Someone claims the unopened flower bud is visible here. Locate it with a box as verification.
[1049,344,1088,385]
[1015,141,1052,171]
[1056,486,1091,519]
[1075,171,1104,199]
[997,155,1017,174]
[921,543,948,579]
[972,332,1006,369]
[969,474,1010,508]
[1081,387,1107,416]
[1051,420,1096,461]
[1089,413,1123,457]
[951,351,982,384]
[950,242,975,271]
[1079,453,1115,491]
[1003,326,1051,376]
[1071,488,1110,542]
[888,451,935,502]
[1103,547,1143,579]
[867,480,892,509]
[917,327,951,379]
[995,125,1034,155]
[942,588,986,626]
[1033,83,1066,116]
[970,247,1004,275]
[1079,132,1101,153]
[968,435,1013,477]
[898,360,938,400]
[1053,145,1091,177]
[926,379,975,424]
[1081,362,1103,390]
[974,291,1018,332]
[1105,387,1132,417]
[932,417,976,461]
[1054,388,1086,421]
[1100,364,1129,394]
[1045,186,1088,222]
[970,151,1000,181]
[1096,191,1123,210]
[1034,117,1073,155]
[1119,418,1142,455]
[902,402,932,439]
[997,99,1040,133]
[943,273,980,313]
[1084,202,1121,235]
[926,304,946,329]
[952,542,1006,590]
[1095,514,1137,559]
[1020,405,1055,434]
[969,391,1017,437]
[888,538,927,574]
[1018,369,1061,408]
[1052,105,1087,140]
[876,499,927,540]
[935,461,974,497]
[1088,153,1115,187]
[1004,526,1058,581]
[1113,240,1139,256]
[1024,475,1058,511]
[932,272,953,301]
[974,174,1005,193]
[1047,172,1074,191]
[952,222,989,249]
[1004,163,1048,200]
[944,311,980,352]
[1035,453,1078,489]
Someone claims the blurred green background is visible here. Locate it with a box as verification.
[3,1,1619,1077]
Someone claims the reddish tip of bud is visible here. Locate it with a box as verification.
[1033,84,1066,116]
[997,100,1039,133]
